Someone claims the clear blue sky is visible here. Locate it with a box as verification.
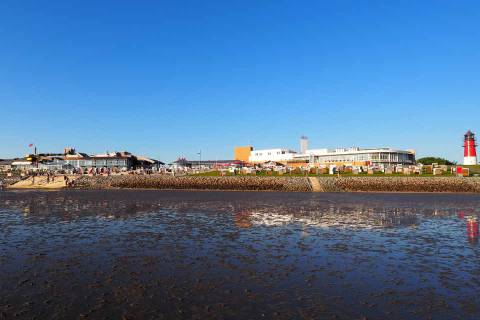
[1,0,479,163]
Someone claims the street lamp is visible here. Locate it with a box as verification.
[197,150,202,172]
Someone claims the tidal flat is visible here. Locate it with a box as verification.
[1,190,479,319]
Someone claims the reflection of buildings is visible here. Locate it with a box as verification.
[4,192,480,245]
[234,210,253,228]
[467,217,479,244]
[232,204,420,229]
[234,206,480,248]
[2,195,157,220]
[458,211,479,245]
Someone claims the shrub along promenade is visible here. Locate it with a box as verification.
[68,175,480,193]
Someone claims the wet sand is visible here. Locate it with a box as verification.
[1,190,480,319]
[6,176,72,189]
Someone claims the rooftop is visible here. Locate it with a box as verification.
[0,159,15,166]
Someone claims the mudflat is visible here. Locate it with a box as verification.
[1,190,480,319]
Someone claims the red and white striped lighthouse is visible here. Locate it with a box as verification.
[463,130,478,165]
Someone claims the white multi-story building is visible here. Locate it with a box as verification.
[294,147,415,166]
[246,146,415,166]
[248,148,297,163]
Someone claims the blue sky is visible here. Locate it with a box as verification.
[1,0,479,163]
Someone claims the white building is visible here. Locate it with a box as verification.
[11,161,35,171]
[295,147,415,166]
[248,148,297,163]
[245,136,416,167]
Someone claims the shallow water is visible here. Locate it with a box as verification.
[1,190,480,319]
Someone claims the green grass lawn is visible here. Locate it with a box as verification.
[463,165,480,174]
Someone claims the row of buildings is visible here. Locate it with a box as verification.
[168,140,416,173]
[232,137,416,169]
[164,136,417,172]
[230,130,477,168]
[2,131,475,174]
[0,148,164,173]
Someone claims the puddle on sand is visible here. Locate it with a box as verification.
[1,190,480,319]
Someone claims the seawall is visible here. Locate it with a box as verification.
[6,175,480,193]
[315,176,480,193]
[73,175,312,192]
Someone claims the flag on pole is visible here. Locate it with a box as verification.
[28,143,34,147]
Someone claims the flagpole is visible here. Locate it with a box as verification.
[29,143,37,168]
[197,150,202,172]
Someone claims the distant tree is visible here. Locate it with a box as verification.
[417,157,456,165]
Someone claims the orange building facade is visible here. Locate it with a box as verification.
[234,146,253,162]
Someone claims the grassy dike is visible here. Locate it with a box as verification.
[70,175,480,193]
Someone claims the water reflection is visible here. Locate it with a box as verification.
[1,190,479,233]
[458,211,480,245]
[234,206,421,229]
